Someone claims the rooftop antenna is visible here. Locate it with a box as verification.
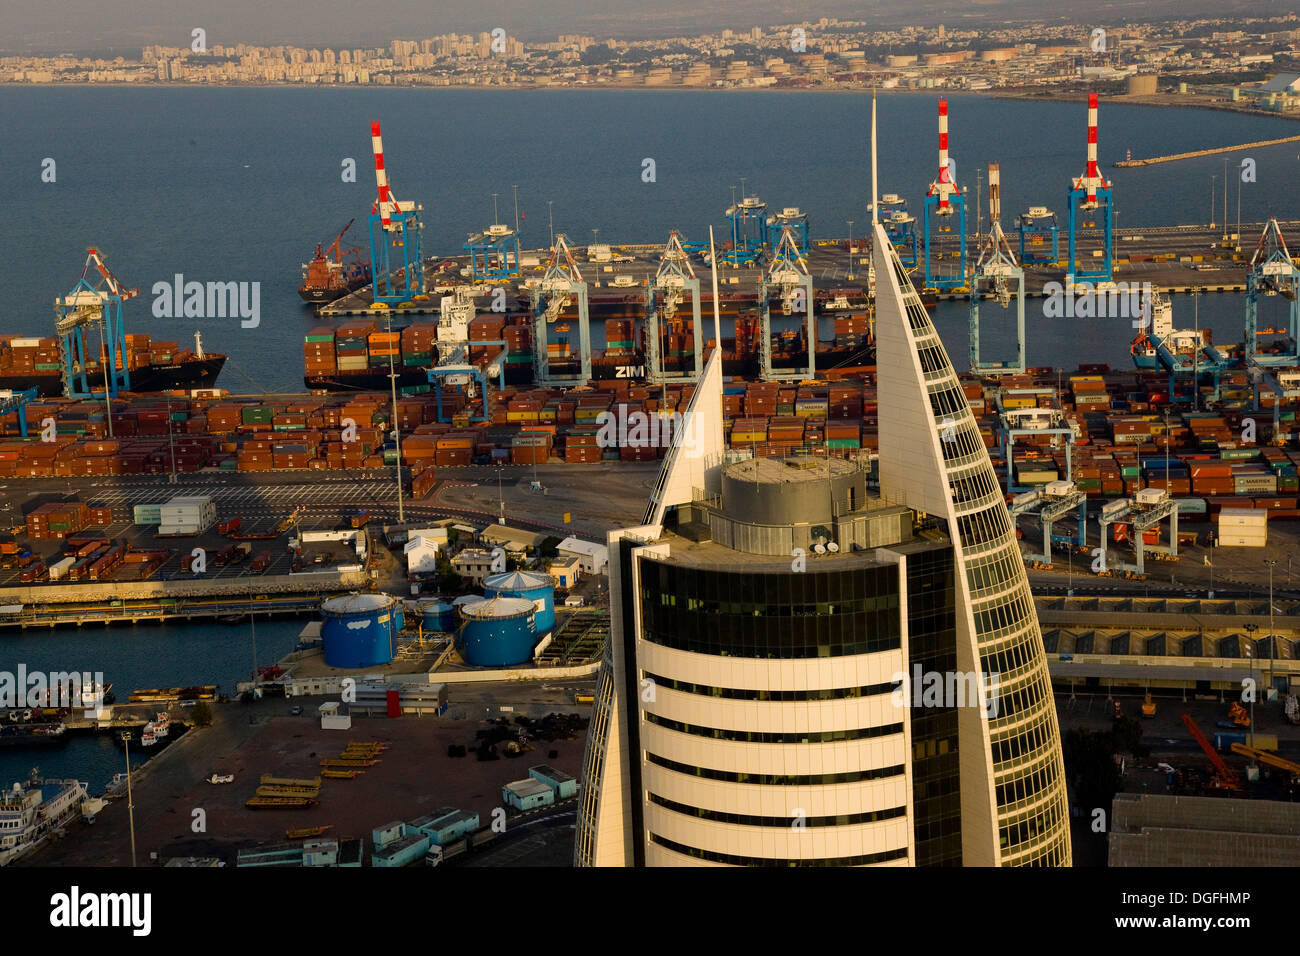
[708,226,722,345]
[871,88,879,221]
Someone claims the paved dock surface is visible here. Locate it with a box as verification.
[23,686,589,867]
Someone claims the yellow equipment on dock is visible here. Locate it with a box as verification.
[321,769,361,779]
[246,796,317,809]
[261,775,322,788]
[256,785,321,798]
[286,825,334,839]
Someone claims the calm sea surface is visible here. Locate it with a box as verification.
[0,87,1297,787]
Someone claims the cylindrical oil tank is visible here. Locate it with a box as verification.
[416,598,457,633]
[482,569,556,634]
[321,593,401,668]
[457,597,537,667]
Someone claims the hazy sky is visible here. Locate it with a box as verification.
[0,0,1248,53]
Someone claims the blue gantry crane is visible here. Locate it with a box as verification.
[724,192,767,268]
[0,388,38,437]
[464,222,521,283]
[1017,205,1059,265]
[969,164,1027,375]
[55,247,137,399]
[765,206,810,256]
[877,194,919,269]
[367,120,425,305]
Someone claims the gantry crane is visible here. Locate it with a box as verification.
[970,163,1027,375]
[464,222,520,283]
[1017,205,1059,265]
[922,99,967,291]
[0,388,38,438]
[1095,488,1180,577]
[1009,480,1088,567]
[995,388,1077,494]
[724,192,767,268]
[366,120,424,305]
[1244,217,1300,366]
[646,232,704,383]
[758,225,816,381]
[55,247,138,400]
[877,194,919,269]
[530,234,591,385]
[1066,94,1114,287]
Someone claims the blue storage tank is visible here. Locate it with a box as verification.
[457,597,537,667]
[321,593,401,668]
[483,569,556,634]
[416,599,457,633]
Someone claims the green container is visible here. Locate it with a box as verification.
[219,459,237,470]
[241,406,274,425]
[170,411,187,422]
[35,363,61,371]
[1221,448,1259,461]
[826,439,861,449]
[272,423,305,431]
[305,333,335,343]
[1121,465,1140,478]
[399,385,430,395]
[382,449,398,465]
[776,404,795,416]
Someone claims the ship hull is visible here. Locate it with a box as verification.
[0,356,226,398]
[299,276,371,305]
[305,367,432,393]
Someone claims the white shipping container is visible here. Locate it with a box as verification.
[1219,534,1266,548]
[11,337,42,347]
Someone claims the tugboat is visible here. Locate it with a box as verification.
[299,219,372,305]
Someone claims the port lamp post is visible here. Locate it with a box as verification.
[1266,558,1277,694]
[121,731,137,868]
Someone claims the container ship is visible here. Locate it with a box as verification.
[299,220,372,305]
[0,331,226,398]
[305,320,438,392]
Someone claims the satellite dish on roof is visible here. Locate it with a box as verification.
[812,543,826,554]
[827,541,840,553]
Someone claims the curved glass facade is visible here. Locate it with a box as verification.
[876,232,1072,867]
[639,563,901,659]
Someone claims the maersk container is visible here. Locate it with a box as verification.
[457,597,537,667]
[321,593,401,668]
[482,569,556,634]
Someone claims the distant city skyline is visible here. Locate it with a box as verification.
[0,0,1272,54]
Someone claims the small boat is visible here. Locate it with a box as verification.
[286,825,334,840]
[207,773,234,785]
[321,769,361,780]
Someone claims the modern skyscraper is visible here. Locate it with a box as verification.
[574,224,1070,867]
